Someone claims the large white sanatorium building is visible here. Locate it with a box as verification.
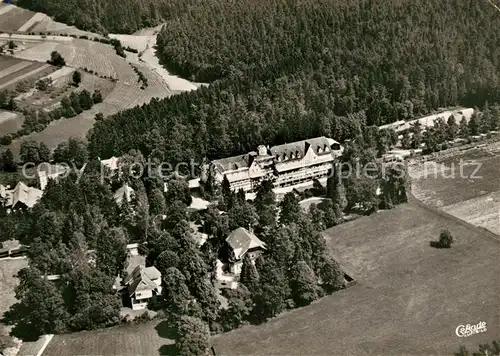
[211,136,343,192]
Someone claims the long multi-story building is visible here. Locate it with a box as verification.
[211,136,343,192]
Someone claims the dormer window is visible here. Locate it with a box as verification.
[276,154,281,162]
[283,153,287,161]
[296,151,301,158]
[290,152,295,159]
[317,146,323,153]
[324,145,329,152]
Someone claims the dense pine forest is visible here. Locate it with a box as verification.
[88,0,500,164]
[15,0,203,33]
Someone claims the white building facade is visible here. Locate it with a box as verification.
[211,136,343,193]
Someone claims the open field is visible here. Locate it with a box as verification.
[0,257,28,319]
[17,335,50,356]
[214,202,499,355]
[441,191,500,235]
[13,38,137,82]
[411,143,500,234]
[0,60,32,78]
[0,4,35,32]
[0,110,24,135]
[0,4,98,37]
[8,102,109,154]
[39,321,174,356]
[8,67,171,154]
[0,55,56,90]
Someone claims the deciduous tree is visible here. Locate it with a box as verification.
[175,316,211,356]
[72,71,82,86]
[5,268,69,337]
[1,148,16,172]
[319,257,345,293]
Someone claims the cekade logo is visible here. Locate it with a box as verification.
[455,321,487,337]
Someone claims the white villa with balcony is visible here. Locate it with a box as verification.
[215,228,267,290]
[124,265,162,310]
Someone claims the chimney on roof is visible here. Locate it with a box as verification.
[257,145,267,156]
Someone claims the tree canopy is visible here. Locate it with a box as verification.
[89,0,500,170]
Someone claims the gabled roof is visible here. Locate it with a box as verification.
[8,182,42,208]
[270,136,334,162]
[226,227,266,260]
[212,136,342,174]
[100,156,120,171]
[113,184,134,205]
[125,265,161,296]
[212,152,258,172]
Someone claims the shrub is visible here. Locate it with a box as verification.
[7,40,16,50]
[0,135,12,146]
[72,71,82,86]
[438,229,454,248]
[36,78,52,91]
[92,90,103,104]
[48,51,66,67]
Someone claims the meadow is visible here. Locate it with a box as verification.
[213,203,499,355]
[0,257,28,319]
[410,143,500,234]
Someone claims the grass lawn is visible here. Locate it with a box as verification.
[0,257,27,319]
[214,202,499,355]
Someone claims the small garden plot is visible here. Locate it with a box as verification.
[17,71,114,112]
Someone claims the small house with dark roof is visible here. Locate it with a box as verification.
[124,265,162,310]
[225,227,266,275]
